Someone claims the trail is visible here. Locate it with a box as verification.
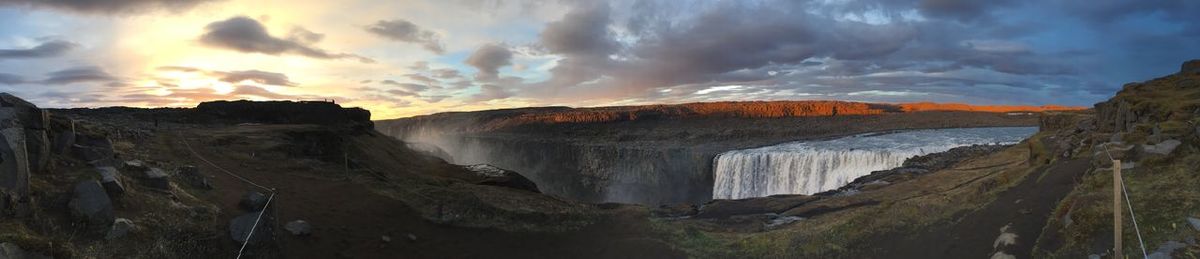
[866,158,1090,258]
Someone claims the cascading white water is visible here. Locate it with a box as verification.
[712,127,1037,199]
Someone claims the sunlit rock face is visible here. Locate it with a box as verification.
[712,127,1038,200]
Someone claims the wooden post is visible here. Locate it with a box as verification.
[1113,159,1123,258]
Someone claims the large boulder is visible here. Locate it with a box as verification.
[230,212,275,245]
[72,134,115,166]
[0,95,34,217]
[141,168,171,190]
[240,191,269,212]
[0,94,49,174]
[464,164,540,193]
[96,166,125,198]
[68,181,115,230]
[1140,139,1182,157]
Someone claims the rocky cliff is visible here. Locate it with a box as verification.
[377,102,1073,205]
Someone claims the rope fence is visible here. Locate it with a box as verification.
[180,135,278,259]
[1102,143,1149,258]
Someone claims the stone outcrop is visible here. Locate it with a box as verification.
[0,242,50,259]
[1182,59,1200,75]
[0,93,49,218]
[464,164,540,193]
[69,180,115,230]
[195,100,372,128]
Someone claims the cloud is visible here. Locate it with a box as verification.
[40,66,117,85]
[430,68,461,79]
[381,79,429,92]
[0,73,25,85]
[404,74,437,84]
[0,40,77,59]
[465,43,513,81]
[199,16,374,63]
[0,0,219,14]
[229,85,296,99]
[364,19,445,54]
[216,69,297,86]
[468,84,513,102]
[917,0,1020,22]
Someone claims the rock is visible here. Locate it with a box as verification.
[142,168,171,190]
[406,233,417,242]
[240,191,269,212]
[464,164,540,193]
[764,215,804,229]
[1182,59,1200,75]
[0,242,51,259]
[96,166,125,198]
[381,235,391,243]
[1140,139,1182,156]
[72,134,115,165]
[284,220,312,236]
[68,181,114,229]
[1148,240,1187,259]
[1187,217,1200,231]
[123,160,147,171]
[696,195,819,218]
[178,166,213,190]
[0,94,49,174]
[652,203,699,217]
[106,218,136,240]
[229,212,274,246]
[50,129,76,155]
[196,100,373,128]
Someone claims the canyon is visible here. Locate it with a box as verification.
[376,102,1080,205]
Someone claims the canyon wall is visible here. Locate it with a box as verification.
[376,101,1072,205]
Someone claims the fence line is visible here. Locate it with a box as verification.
[1103,143,1148,258]
[179,134,278,258]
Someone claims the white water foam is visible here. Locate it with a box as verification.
[712,127,1037,199]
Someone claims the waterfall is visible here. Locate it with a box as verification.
[712,127,1037,199]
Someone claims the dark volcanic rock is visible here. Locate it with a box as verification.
[69,181,115,229]
[820,144,1012,196]
[464,164,540,193]
[1183,59,1200,75]
[178,165,213,190]
[230,212,275,245]
[141,168,171,190]
[96,166,125,198]
[695,195,819,218]
[72,134,115,165]
[240,191,269,212]
[196,100,371,128]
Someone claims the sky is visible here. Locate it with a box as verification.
[0,0,1197,119]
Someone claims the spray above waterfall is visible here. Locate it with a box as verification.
[712,127,1038,199]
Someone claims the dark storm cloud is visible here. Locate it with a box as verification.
[217,70,296,86]
[40,66,116,85]
[0,0,219,14]
[0,73,24,85]
[200,16,374,63]
[536,2,618,87]
[364,19,445,54]
[917,0,1019,22]
[465,43,513,81]
[0,40,77,59]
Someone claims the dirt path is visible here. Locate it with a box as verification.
[153,128,682,259]
[867,158,1091,258]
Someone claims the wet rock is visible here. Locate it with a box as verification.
[0,242,51,259]
[1140,139,1182,156]
[96,166,125,198]
[106,218,136,240]
[69,181,114,229]
[240,191,269,212]
[142,168,171,190]
[464,164,540,193]
[285,220,312,236]
[230,212,274,246]
[178,166,213,190]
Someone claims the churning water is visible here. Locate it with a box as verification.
[712,127,1037,199]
